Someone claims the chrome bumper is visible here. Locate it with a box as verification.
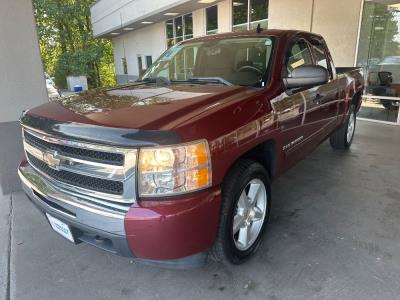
[18,162,133,256]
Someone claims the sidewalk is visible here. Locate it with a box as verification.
[0,193,11,300]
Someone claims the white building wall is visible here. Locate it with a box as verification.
[268,0,363,67]
[91,0,196,37]
[218,0,232,33]
[193,8,206,37]
[0,0,47,122]
[112,22,166,79]
[312,0,363,67]
[0,0,47,195]
[268,0,313,31]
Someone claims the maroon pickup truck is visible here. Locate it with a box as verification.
[18,29,363,268]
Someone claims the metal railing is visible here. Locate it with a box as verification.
[359,95,400,125]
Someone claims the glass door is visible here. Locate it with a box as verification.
[357,0,400,125]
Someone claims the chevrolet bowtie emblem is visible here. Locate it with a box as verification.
[42,151,61,170]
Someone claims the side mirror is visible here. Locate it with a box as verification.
[283,65,329,89]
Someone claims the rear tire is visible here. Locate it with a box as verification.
[211,159,271,265]
[330,104,356,150]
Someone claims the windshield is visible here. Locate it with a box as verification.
[142,37,274,87]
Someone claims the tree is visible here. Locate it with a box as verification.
[32,0,116,89]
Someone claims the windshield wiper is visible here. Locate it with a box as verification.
[184,77,233,86]
[141,76,171,85]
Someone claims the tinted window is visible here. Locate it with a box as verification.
[146,56,153,69]
[233,0,248,31]
[250,0,268,22]
[206,5,218,34]
[284,40,313,77]
[184,14,193,39]
[232,0,269,32]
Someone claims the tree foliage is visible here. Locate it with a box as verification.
[33,0,116,89]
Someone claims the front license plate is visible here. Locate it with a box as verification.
[46,213,75,243]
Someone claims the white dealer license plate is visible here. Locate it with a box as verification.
[46,213,75,243]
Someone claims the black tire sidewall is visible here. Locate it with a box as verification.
[221,162,271,264]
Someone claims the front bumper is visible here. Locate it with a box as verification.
[18,161,132,256]
[18,161,221,268]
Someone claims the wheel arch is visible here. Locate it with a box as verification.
[224,139,277,183]
[352,90,363,112]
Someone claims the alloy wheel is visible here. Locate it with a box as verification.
[232,179,267,251]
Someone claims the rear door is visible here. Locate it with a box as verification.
[302,37,339,142]
[273,36,340,169]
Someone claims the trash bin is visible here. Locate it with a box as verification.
[73,85,83,92]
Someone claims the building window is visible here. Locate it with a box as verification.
[175,16,183,43]
[165,13,193,48]
[145,56,153,69]
[206,5,218,35]
[184,14,193,39]
[121,57,128,75]
[233,0,268,32]
[166,19,174,48]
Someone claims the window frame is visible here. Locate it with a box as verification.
[165,13,193,48]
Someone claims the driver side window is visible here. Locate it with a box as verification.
[284,40,313,77]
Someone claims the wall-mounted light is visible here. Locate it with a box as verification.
[110,32,120,35]
[123,27,134,31]
[141,21,154,24]
[198,0,217,3]
[164,12,179,16]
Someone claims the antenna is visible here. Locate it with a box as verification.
[256,24,263,34]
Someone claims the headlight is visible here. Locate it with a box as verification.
[138,140,211,197]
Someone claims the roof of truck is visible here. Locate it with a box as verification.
[180,29,323,44]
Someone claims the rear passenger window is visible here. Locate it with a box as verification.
[284,40,313,77]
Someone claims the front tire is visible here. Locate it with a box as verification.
[211,159,271,265]
[330,104,356,150]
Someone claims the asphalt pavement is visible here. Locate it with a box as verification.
[2,120,400,300]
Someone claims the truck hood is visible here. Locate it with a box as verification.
[27,83,246,131]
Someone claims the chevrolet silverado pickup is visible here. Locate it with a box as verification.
[18,29,364,268]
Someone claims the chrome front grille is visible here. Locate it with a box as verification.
[24,131,124,166]
[26,153,124,195]
[22,128,137,212]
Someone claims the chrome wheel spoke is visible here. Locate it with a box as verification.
[247,182,261,204]
[238,191,249,209]
[238,225,250,248]
[233,213,245,234]
[253,206,264,221]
